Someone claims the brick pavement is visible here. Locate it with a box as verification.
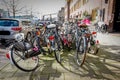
[0,31,120,80]
[0,48,120,80]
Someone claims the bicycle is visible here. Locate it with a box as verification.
[74,19,99,66]
[59,22,75,51]
[43,23,63,63]
[8,23,63,72]
[87,31,100,55]
[74,23,88,66]
[25,24,45,43]
[95,21,108,33]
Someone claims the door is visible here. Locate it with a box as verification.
[113,0,120,32]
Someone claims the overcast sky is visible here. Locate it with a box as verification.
[0,0,66,18]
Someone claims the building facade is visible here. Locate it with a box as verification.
[58,7,65,24]
[65,0,120,32]
[0,9,9,18]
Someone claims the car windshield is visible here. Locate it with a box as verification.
[0,19,19,27]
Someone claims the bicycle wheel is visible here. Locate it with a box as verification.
[76,37,87,66]
[11,45,39,72]
[26,32,32,42]
[54,38,63,63]
[88,40,99,55]
[33,36,47,56]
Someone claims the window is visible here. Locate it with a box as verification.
[0,19,19,27]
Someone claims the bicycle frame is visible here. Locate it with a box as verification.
[45,28,58,51]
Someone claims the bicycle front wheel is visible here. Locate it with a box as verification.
[88,40,99,55]
[76,37,87,66]
[11,45,39,72]
[54,39,63,63]
[25,32,32,43]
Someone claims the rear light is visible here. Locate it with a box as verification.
[48,36,54,41]
[96,40,99,44]
[6,53,10,59]
[92,31,97,35]
[36,31,40,35]
[11,27,22,31]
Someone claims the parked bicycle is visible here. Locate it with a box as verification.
[95,21,108,33]
[6,23,63,72]
[74,19,99,66]
[43,23,63,62]
[59,22,75,50]
[25,23,45,43]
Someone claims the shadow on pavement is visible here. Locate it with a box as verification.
[98,45,120,62]
[29,59,61,80]
[84,47,120,80]
[59,48,120,80]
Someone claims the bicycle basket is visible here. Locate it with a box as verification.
[14,42,32,51]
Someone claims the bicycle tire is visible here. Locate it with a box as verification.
[11,45,39,72]
[54,38,63,63]
[88,40,99,55]
[76,37,87,66]
[26,32,32,42]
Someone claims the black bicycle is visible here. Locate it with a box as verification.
[10,24,63,72]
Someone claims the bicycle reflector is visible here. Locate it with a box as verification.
[48,35,54,41]
[92,31,97,35]
[96,40,99,44]
[36,31,40,35]
[6,53,10,59]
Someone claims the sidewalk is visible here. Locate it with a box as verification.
[97,32,120,55]
[97,32,120,46]
[0,31,120,80]
[0,50,120,80]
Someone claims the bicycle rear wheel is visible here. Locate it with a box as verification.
[26,32,32,42]
[76,37,87,66]
[11,45,39,72]
[88,40,99,55]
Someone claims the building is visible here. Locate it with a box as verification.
[65,0,120,32]
[0,9,9,18]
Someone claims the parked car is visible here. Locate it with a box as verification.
[0,18,33,45]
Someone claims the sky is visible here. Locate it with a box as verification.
[0,0,66,18]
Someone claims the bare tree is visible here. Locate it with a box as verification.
[1,0,25,18]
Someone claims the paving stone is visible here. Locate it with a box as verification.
[0,63,18,78]
[101,73,117,80]
[56,64,70,73]
[50,73,64,80]
[64,73,80,80]
[0,36,120,80]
